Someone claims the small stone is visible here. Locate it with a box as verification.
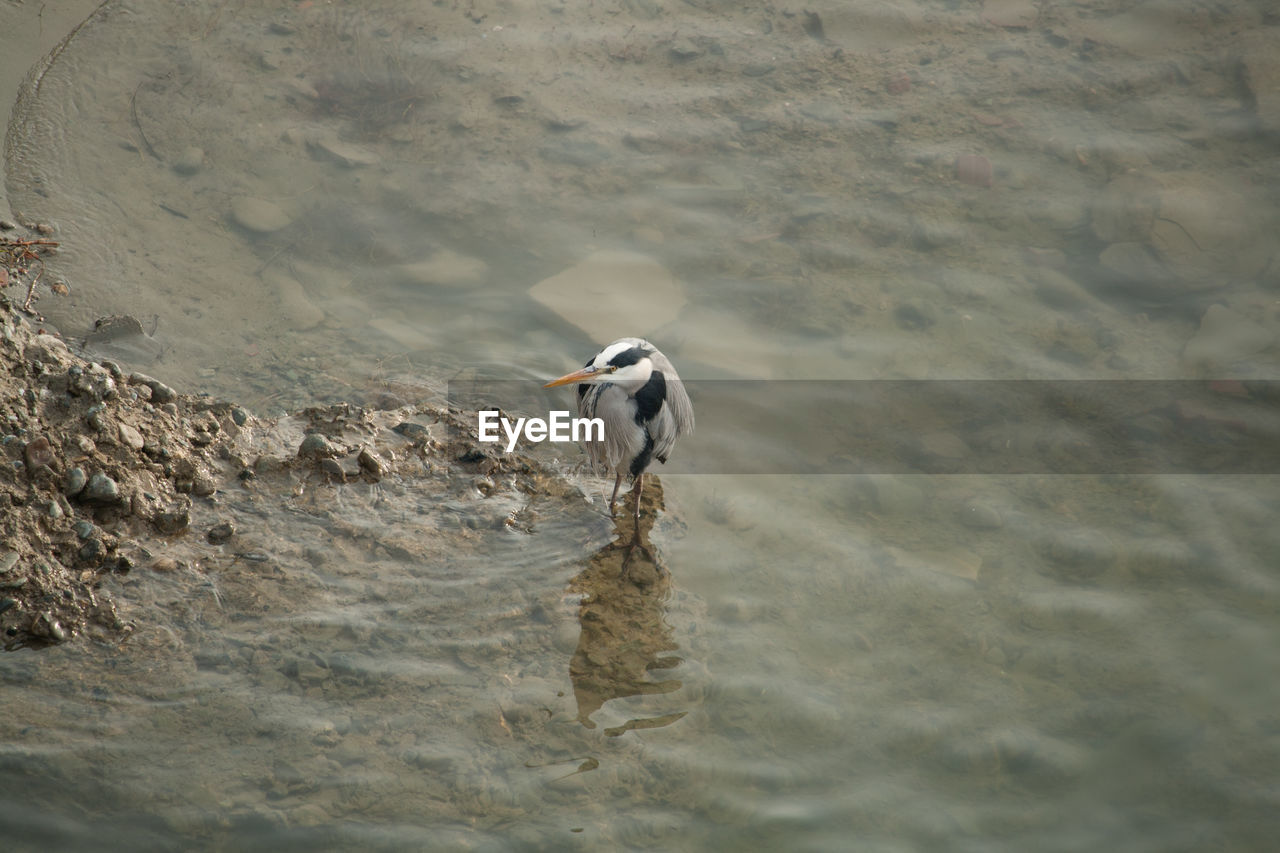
[0,598,16,615]
[357,447,385,479]
[955,154,993,187]
[298,433,337,460]
[129,373,176,404]
[0,551,18,575]
[23,436,55,470]
[173,146,205,175]
[1090,174,1161,244]
[396,249,489,288]
[307,134,380,168]
[959,503,1004,529]
[83,472,121,505]
[983,0,1037,29]
[32,612,67,642]
[1182,304,1276,372]
[77,539,103,563]
[207,522,235,545]
[192,474,217,497]
[151,557,179,572]
[46,500,64,520]
[154,507,190,534]
[231,407,249,426]
[64,467,88,497]
[320,458,346,481]
[74,520,96,540]
[118,423,145,450]
[231,196,293,234]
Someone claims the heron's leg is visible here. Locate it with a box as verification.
[633,473,644,523]
[609,473,623,514]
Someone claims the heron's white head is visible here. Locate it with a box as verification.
[544,340,654,389]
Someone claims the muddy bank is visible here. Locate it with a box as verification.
[0,271,574,649]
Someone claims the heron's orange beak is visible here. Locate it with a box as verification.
[543,366,598,388]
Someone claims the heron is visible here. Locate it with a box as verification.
[544,337,694,528]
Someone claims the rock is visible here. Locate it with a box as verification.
[955,154,993,187]
[207,522,235,545]
[396,249,489,288]
[23,436,54,470]
[1239,31,1280,134]
[1149,171,1271,281]
[151,557,179,572]
[129,373,175,404]
[73,520,96,539]
[1090,173,1161,244]
[529,250,685,342]
[298,433,337,460]
[1182,305,1276,372]
[983,0,1037,28]
[232,407,250,426]
[307,134,380,168]
[24,334,71,368]
[117,423,145,450]
[357,447,385,479]
[1097,242,1170,287]
[263,268,325,330]
[64,467,88,498]
[153,507,190,535]
[82,472,120,506]
[959,503,1004,529]
[0,551,18,575]
[69,363,117,400]
[231,196,293,234]
[173,146,205,175]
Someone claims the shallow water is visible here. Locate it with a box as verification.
[3,0,1279,850]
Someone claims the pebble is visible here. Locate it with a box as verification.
[307,134,380,168]
[263,268,325,330]
[173,146,205,175]
[231,196,293,234]
[23,436,55,469]
[118,423,145,450]
[955,154,993,187]
[357,447,385,479]
[1182,304,1276,372]
[207,522,235,545]
[396,249,489,288]
[959,503,1004,529]
[231,407,249,426]
[78,539,103,562]
[151,557,179,572]
[129,373,176,404]
[74,520,96,540]
[982,0,1037,28]
[0,551,17,575]
[64,467,88,497]
[1097,242,1167,286]
[298,433,337,460]
[0,598,16,615]
[83,472,121,505]
[1090,174,1160,244]
[154,507,190,534]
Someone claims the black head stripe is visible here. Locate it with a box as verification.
[607,346,650,368]
[632,370,666,425]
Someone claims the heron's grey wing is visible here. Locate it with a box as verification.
[579,383,644,474]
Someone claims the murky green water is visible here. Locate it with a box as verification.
[3,0,1279,850]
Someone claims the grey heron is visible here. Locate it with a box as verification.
[544,337,694,527]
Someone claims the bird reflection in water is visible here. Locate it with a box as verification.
[565,477,688,734]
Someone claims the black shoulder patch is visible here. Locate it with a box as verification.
[632,370,666,425]
[608,346,650,368]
